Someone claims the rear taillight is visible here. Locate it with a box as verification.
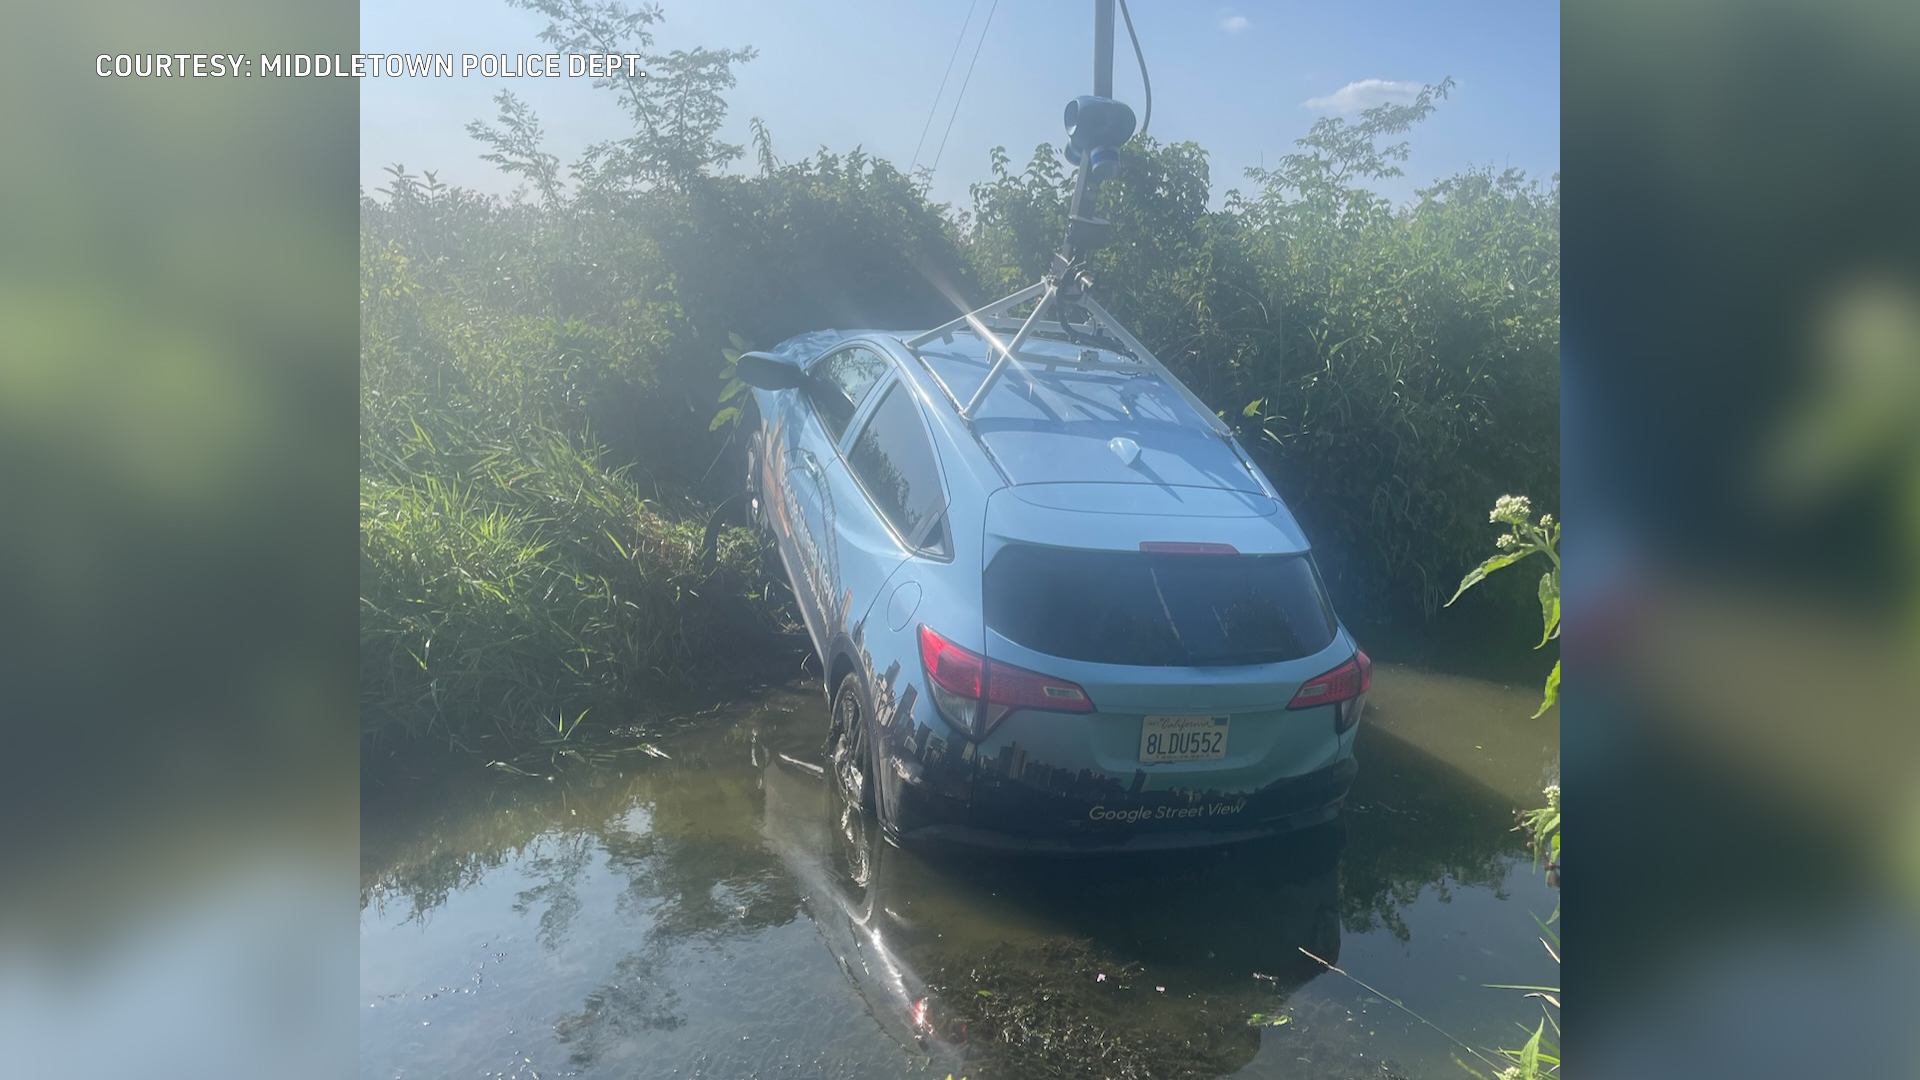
[919,625,1094,735]
[1287,648,1371,710]
[919,624,984,701]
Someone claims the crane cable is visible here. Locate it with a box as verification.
[929,0,1002,175]
[1117,0,1151,138]
[909,0,980,175]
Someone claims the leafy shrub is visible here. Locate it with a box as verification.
[359,231,778,745]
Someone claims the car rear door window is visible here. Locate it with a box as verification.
[812,346,890,442]
[846,383,949,555]
[985,546,1336,666]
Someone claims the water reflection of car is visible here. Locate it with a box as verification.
[753,746,1343,1076]
[736,324,1369,851]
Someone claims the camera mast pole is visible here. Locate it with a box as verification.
[1057,0,1128,279]
[1093,0,1114,98]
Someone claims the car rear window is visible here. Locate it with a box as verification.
[984,545,1336,666]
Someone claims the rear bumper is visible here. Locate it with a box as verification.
[891,755,1357,855]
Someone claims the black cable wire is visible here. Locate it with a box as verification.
[1118,0,1151,138]
[909,0,979,175]
[930,0,1001,175]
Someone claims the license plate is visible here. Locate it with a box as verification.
[1139,715,1230,763]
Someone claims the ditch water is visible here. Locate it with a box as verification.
[361,662,1560,1079]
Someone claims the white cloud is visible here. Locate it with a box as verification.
[1302,79,1423,115]
[1219,14,1251,34]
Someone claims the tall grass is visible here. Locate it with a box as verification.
[359,234,782,746]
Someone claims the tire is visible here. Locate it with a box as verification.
[741,399,768,534]
[829,673,875,811]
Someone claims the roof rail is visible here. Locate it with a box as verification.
[903,278,1232,436]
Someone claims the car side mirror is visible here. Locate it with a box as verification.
[738,351,856,423]
[735,351,808,391]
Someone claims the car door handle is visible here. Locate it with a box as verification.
[796,450,825,479]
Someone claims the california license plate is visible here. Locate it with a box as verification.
[1139,715,1230,763]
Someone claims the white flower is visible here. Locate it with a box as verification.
[1490,494,1532,525]
[1496,534,1517,549]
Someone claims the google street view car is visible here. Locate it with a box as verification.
[735,280,1370,853]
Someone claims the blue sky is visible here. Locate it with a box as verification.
[360,0,1558,210]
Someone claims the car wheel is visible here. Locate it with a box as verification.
[742,399,768,533]
[829,673,875,811]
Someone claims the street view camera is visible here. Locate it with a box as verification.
[1063,94,1136,182]
[1055,0,1142,271]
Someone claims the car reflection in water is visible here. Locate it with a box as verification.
[753,734,1345,1079]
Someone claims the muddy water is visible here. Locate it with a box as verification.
[361,663,1559,1079]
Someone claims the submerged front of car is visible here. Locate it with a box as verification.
[857,334,1367,853]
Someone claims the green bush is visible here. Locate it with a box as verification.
[359,230,778,746]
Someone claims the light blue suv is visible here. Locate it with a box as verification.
[736,298,1369,852]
